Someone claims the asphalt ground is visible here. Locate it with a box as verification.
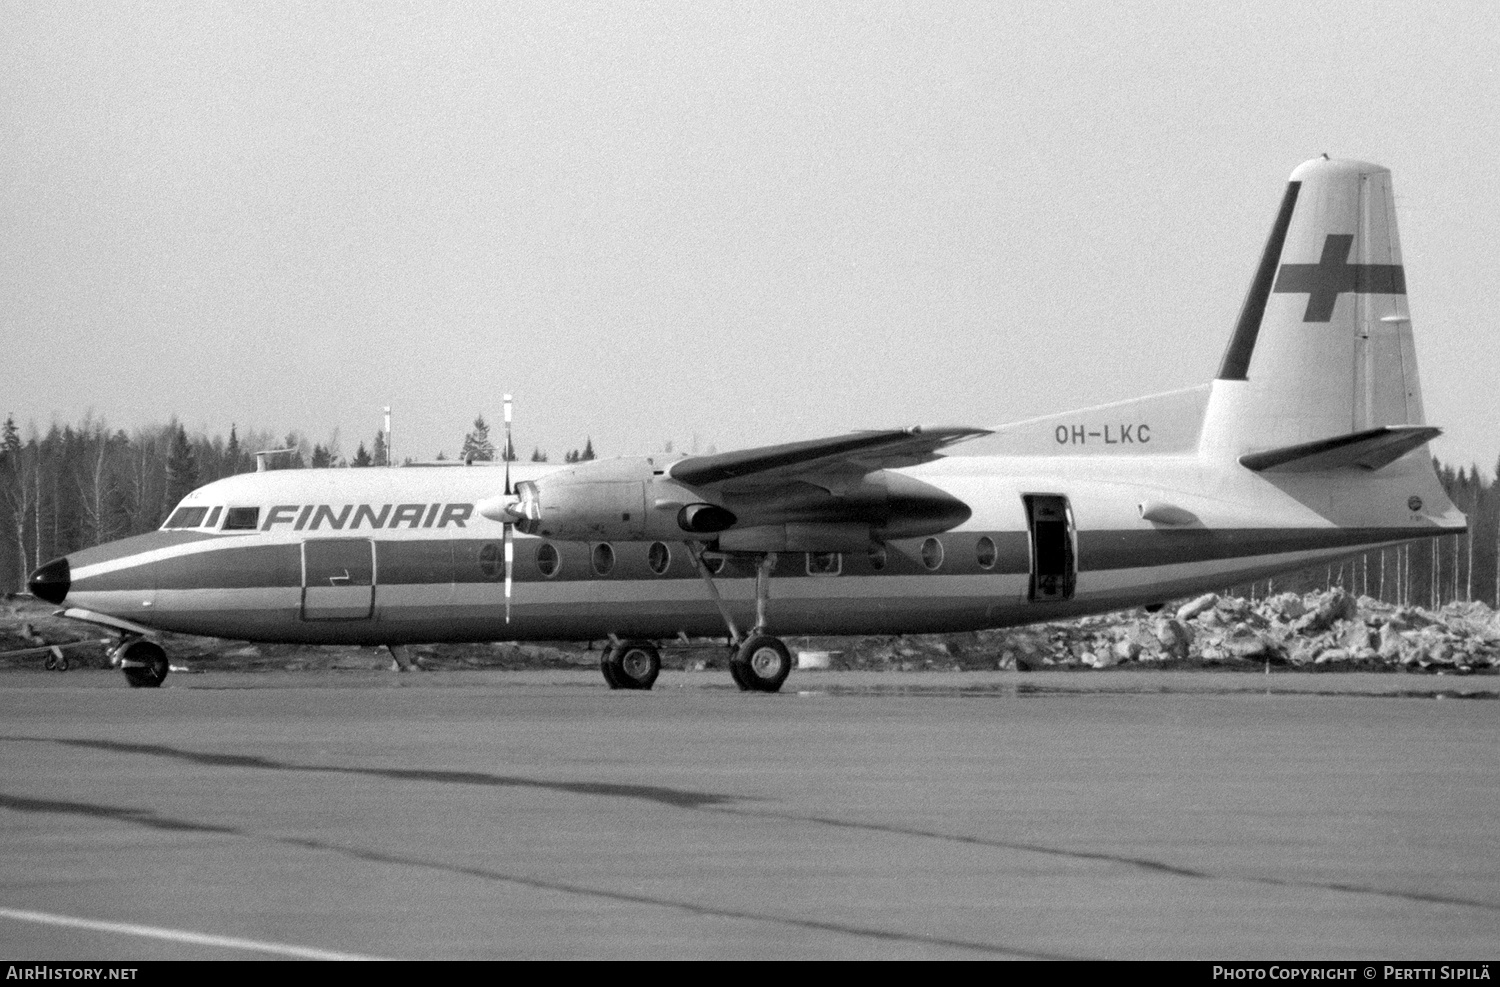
[0,668,1496,960]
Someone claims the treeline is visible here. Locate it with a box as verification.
[2,414,1496,607]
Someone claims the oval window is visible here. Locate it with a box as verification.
[479,543,503,580]
[868,544,888,571]
[536,542,560,577]
[921,537,945,571]
[976,536,996,570]
[648,542,670,575]
[592,543,615,576]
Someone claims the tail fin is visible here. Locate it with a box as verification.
[1200,158,1427,460]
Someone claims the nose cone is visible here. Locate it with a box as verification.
[28,557,70,605]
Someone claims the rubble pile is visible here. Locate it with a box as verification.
[791,588,1500,674]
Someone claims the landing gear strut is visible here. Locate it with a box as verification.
[689,547,792,693]
[602,640,661,690]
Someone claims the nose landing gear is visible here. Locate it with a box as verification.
[114,639,169,688]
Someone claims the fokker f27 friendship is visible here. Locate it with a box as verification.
[27,158,1466,692]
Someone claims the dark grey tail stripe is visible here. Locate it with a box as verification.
[1217,180,1302,381]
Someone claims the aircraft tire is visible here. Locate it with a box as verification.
[731,635,792,693]
[604,641,660,691]
[727,656,751,691]
[120,641,169,689]
[600,646,624,689]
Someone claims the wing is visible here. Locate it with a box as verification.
[666,426,991,488]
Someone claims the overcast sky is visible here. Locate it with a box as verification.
[4,1,1498,471]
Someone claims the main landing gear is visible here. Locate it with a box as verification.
[728,634,792,693]
[596,550,794,694]
[694,548,792,693]
[601,640,661,690]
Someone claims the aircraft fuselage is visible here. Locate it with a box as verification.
[44,453,1459,647]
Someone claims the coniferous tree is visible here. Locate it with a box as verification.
[460,415,496,463]
[372,431,388,467]
[311,444,332,468]
[277,433,305,470]
[581,438,595,461]
[351,442,372,467]
[165,425,199,509]
[530,447,547,463]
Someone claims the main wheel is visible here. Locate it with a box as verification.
[730,635,792,693]
[602,641,660,690]
[119,640,169,688]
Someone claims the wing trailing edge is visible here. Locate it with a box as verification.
[1238,425,1441,474]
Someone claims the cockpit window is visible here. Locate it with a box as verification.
[223,507,260,531]
[164,506,210,529]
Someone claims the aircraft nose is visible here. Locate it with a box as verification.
[28,557,70,605]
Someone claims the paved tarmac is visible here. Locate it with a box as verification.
[1,669,1496,960]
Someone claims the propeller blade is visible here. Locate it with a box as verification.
[503,522,514,623]
[503,393,513,496]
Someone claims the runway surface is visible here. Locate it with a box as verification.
[1,669,1497,960]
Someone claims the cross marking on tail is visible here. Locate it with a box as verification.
[1273,233,1406,322]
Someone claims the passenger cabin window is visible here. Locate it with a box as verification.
[868,544,888,571]
[164,506,210,529]
[976,536,997,569]
[806,552,841,576]
[591,543,615,576]
[920,537,945,571]
[536,542,560,577]
[223,507,260,531]
[648,542,671,575]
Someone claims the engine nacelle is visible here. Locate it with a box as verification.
[476,456,971,545]
[479,457,728,542]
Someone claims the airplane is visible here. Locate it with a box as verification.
[25,156,1466,692]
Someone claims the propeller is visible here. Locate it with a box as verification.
[503,394,514,623]
[476,395,542,623]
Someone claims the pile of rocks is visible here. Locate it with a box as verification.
[792,589,1500,673]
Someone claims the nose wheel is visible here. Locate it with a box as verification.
[115,639,169,688]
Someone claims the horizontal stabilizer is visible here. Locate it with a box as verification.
[1238,426,1441,473]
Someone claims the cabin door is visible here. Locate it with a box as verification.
[302,538,376,620]
[1023,494,1076,602]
